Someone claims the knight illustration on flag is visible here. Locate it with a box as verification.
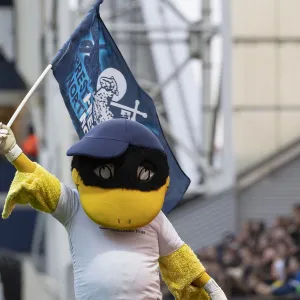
[0,0,228,299]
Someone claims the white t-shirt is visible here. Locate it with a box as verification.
[52,183,184,300]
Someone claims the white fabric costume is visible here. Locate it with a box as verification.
[52,184,184,300]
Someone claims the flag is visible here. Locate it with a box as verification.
[51,0,190,213]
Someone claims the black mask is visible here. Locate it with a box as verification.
[71,145,169,192]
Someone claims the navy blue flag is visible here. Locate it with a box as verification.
[51,0,190,213]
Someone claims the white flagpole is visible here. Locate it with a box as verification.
[7,64,53,128]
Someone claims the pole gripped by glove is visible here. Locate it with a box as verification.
[0,123,22,162]
[0,122,25,218]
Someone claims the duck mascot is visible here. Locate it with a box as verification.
[0,119,227,300]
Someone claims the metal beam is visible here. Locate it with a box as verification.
[148,56,190,99]
[112,37,187,45]
[101,2,141,21]
[105,23,213,33]
[160,0,191,24]
[201,0,212,155]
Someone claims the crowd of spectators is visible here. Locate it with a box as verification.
[195,204,300,298]
[161,204,300,299]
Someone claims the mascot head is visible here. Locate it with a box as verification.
[67,119,170,230]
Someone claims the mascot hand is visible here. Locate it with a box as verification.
[0,123,22,162]
[0,123,16,153]
[204,278,228,300]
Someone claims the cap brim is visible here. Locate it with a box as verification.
[67,137,129,159]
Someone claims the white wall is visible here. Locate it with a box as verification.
[232,0,300,171]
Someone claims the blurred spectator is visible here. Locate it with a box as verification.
[22,124,38,162]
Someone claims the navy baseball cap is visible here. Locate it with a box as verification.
[67,119,165,158]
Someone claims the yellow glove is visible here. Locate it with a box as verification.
[2,163,61,219]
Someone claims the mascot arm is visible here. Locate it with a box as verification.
[159,244,210,300]
[13,153,36,172]
[2,153,78,225]
[159,245,228,300]
[157,212,227,300]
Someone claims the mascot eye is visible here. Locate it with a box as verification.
[137,166,155,182]
[94,164,115,179]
